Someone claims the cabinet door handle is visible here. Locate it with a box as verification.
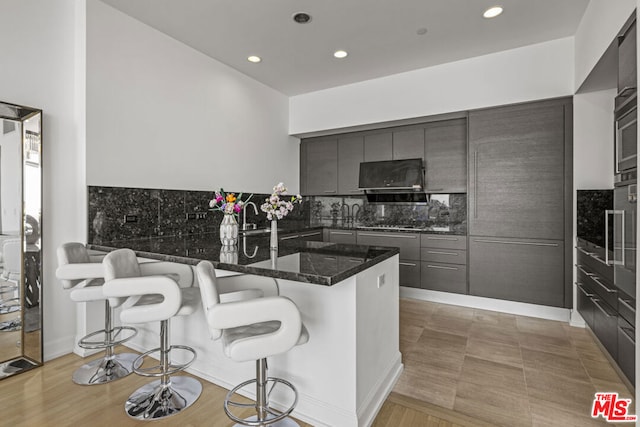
[427,250,458,256]
[330,231,354,235]
[425,188,444,192]
[349,189,362,192]
[323,190,337,193]
[592,299,615,318]
[474,239,559,247]
[618,325,636,344]
[619,298,636,313]
[348,259,363,263]
[587,273,617,293]
[576,283,594,297]
[426,264,458,271]
[359,233,417,239]
[473,150,478,219]
[399,262,417,267]
[426,236,460,241]
[280,235,299,240]
[300,232,321,237]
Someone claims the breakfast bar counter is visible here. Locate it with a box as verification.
[87,233,402,427]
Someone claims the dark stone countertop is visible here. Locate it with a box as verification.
[87,232,399,286]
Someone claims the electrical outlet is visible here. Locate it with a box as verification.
[124,214,138,223]
[186,213,197,220]
[195,212,207,220]
[377,273,386,288]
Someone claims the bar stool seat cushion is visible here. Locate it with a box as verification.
[222,319,309,361]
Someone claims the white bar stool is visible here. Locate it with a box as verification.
[56,242,139,385]
[103,248,202,421]
[196,260,309,426]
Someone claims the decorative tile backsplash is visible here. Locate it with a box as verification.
[88,186,466,243]
[308,194,467,233]
[88,186,309,243]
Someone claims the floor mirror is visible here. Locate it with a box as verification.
[0,100,42,379]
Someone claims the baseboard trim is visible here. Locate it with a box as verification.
[400,287,571,322]
[358,352,403,427]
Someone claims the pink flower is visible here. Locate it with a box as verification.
[234,204,242,213]
[216,195,224,203]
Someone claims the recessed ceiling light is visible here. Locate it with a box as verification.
[293,12,312,24]
[483,6,503,18]
[334,50,348,59]
[416,27,428,36]
[247,55,262,63]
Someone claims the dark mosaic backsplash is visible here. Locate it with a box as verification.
[577,189,614,250]
[309,194,467,233]
[88,186,309,244]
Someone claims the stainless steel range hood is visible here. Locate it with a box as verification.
[358,158,427,202]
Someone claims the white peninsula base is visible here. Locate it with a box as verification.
[114,255,402,427]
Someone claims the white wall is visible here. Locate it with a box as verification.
[86,0,298,194]
[573,89,616,190]
[0,0,86,360]
[574,0,636,91]
[289,37,575,135]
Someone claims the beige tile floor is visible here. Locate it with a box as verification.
[394,298,636,427]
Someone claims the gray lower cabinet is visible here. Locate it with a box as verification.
[618,317,636,385]
[421,263,467,294]
[356,231,420,287]
[420,233,467,294]
[327,229,357,244]
[468,236,564,307]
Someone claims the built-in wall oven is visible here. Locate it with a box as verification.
[610,171,637,299]
[615,93,637,174]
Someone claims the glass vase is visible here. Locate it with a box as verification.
[220,214,238,246]
[270,220,278,250]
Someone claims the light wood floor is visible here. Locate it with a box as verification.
[0,298,635,426]
[395,298,635,427]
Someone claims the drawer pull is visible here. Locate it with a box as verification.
[323,190,337,193]
[575,264,594,276]
[427,250,458,256]
[300,232,321,237]
[426,264,458,271]
[399,262,417,267]
[348,259,363,263]
[576,246,595,256]
[359,233,417,239]
[592,299,615,318]
[619,325,636,344]
[576,283,593,297]
[590,275,617,294]
[474,239,559,247]
[619,298,636,313]
[280,235,299,240]
[330,231,354,235]
[426,236,459,241]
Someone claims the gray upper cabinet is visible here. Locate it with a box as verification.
[299,141,308,195]
[305,138,338,195]
[468,100,567,240]
[338,136,364,195]
[364,132,392,161]
[392,127,424,160]
[618,17,637,94]
[424,118,467,193]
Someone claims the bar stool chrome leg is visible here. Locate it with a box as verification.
[125,318,201,420]
[225,358,300,427]
[73,300,139,385]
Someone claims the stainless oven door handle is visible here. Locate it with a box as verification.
[605,210,611,265]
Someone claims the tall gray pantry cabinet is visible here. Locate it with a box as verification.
[468,98,573,308]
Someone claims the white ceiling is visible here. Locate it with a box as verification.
[100,0,591,96]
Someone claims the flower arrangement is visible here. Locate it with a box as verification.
[261,182,302,220]
[209,189,252,217]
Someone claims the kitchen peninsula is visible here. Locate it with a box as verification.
[88,233,402,427]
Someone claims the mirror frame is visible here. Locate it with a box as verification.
[0,100,42,379]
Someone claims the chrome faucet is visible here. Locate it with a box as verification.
[351,204,361,224]
[341,203,351,224]
[242,201,259,231]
